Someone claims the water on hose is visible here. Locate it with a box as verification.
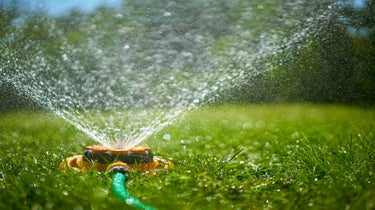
[0,0,335,149]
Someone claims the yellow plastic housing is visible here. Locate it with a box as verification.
[59,145,173,173]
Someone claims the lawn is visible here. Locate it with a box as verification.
[0,104,374,209]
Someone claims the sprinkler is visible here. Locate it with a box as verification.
[60,144,172,173]
[60,144,173,209]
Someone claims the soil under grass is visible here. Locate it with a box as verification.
[0,104,374,209]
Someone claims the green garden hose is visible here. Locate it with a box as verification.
[112,172,156,210]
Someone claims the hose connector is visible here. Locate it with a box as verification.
[106,161,130,175]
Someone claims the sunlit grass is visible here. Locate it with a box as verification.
[0,104,374,209]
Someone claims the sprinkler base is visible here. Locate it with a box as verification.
[60,144,173,173]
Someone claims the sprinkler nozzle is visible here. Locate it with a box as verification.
[60,144,173,173]
[83,145,153,165]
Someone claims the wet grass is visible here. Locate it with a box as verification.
[0,104,374,209]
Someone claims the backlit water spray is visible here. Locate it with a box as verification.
[1,1,337,208]
[1,1,336,149]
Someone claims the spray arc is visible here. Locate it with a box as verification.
[60,145,173,209]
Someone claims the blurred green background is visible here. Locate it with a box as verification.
[1,0,374,112]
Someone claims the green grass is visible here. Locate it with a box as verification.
[0,104,374,209]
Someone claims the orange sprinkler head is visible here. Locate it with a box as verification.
[59,144,173,173]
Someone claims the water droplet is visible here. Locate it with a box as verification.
[0,172,4,181]
[123,44,130,50]
[163,12,172,17]
[62,54,68,61]
[162,134,171,140]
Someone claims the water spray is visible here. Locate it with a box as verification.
[60,144,172,209]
